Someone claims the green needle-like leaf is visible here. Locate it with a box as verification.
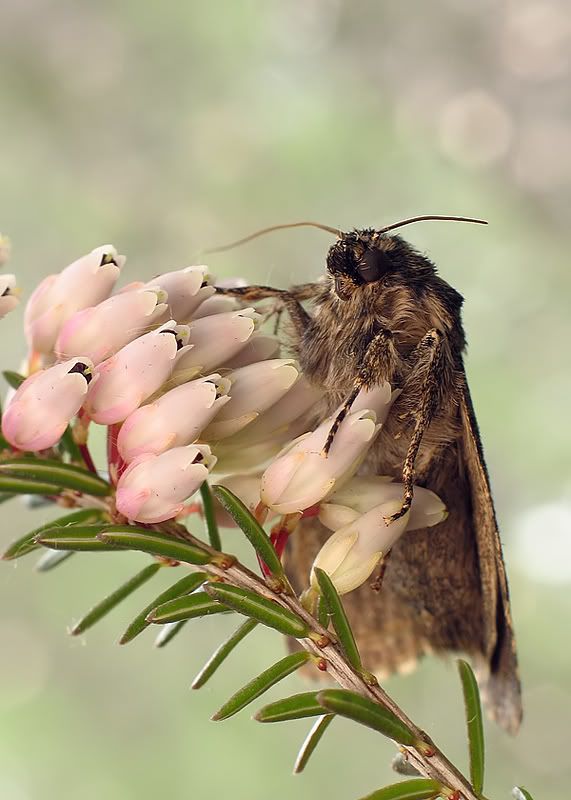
[457,660,485,795]
[97,528,211,564]
[35,550,75,572]
[3,508,107,560]
[513,787,535,800]
[316,594,330,629]
[293,715,334,774]
[204,584,310,638]
[212,651,311,721]
[37,524,120,551]
[357,778,443,800]
[255,691,324,723]
[0,474,65,495]
[316,689,417,747]
[147,591,227,623]
[192,618,258,689]
[2,370,25,389]
[120,571,208,644]
[154,620,188,648]
[211,485,284,577]
[0,458,111,496]
[71,563,162,636]
[314,567,361,670]
[199,481,222,550]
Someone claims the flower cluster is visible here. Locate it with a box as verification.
[1,243,447,593]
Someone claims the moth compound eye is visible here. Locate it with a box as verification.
[357,248,392,283]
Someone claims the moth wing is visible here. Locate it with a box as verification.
[458,377,522,733]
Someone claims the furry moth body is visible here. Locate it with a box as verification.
[215,220,522,734]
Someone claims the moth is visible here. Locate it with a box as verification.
[212,215,522,733]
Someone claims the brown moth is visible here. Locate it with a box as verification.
[212,215,522,734]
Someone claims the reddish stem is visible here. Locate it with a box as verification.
[79,443,97,474]
[106,423,127,485]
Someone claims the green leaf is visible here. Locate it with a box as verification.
[211,485,284,577]
[120,571,208,644]
[357,778,443,800]
[3,508,108,560]
[0,474,65,495]
[97,527,211,565]
[513,788,535,800]
[212,651,311,721]
[2,370,25,389]
[71,563,162,636]
[316,689,417,747]
[204,583,310,638]
[314,567,361,670]
[0,458,111,496]
[457,660,485,796]
[316,594,329,629]
[199,481,222,550]
[255,691,324,723]
[147,591,227,623]
[35,549,75,572]
[293,715,334,773]
[192,618,258,689]
[154,620,188,648]
[37,524,120,551]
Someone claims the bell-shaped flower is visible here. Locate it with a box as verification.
[84,321,190,425]
[0,274,20,318]
[1,358,94,452]
[311,500,411,595]
[24,245,125,354]
[55,288,168,364]
[260,383,396,515]
[115,444,216,524]
[223,334,280,369]
[144,265,215,322]
[117,374,231,462]
[202,359,300,440]
[173,308,260,379]
[319,475,447,532]
[192,294,241,319]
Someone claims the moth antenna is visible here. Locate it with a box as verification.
[379,215,488,233]
[203,221,342,254]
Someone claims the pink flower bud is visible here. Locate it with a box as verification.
[191,294,241,318]
[202,360,300,440]
[117,374,231,462]
[84,322,190,425]
[24,245,125,354]
[173,308,260,378]
[223,334,280,369]
[115,444,216,523]
[0,274,19,318]
[55,288,168,364]
[311,501,411,595]
[260,383,395,515]
[320,476,446,532]
[144,266,215,322]
[1,358,94,451]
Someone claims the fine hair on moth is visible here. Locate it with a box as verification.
[209,214,522,735]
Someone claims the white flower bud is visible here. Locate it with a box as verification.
[1,358,94,451]
[223,333,280,369]
[55,288,168,364]
[202,359,300,440]
[144,265,215,322]
[116,444,216,524]
[191,294,241,319]
[84,321,190,424]
[117,374,231,462]
[0,274,19,318]
[311,501,411,595]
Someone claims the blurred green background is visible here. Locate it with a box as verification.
[1,2,570,798]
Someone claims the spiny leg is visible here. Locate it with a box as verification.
[322,327,398,455]
[385,328,444,524]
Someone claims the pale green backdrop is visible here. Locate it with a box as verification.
[1,2,570,799]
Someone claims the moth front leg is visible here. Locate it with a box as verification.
[215,282,317,338]
[322,327,398,455]
[385,328,445,524]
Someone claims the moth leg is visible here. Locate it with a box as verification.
[385,328,445,524]
[322,327,397,455]
[214,282,318,302]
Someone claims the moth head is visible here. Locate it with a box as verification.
[326,230,401,301]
